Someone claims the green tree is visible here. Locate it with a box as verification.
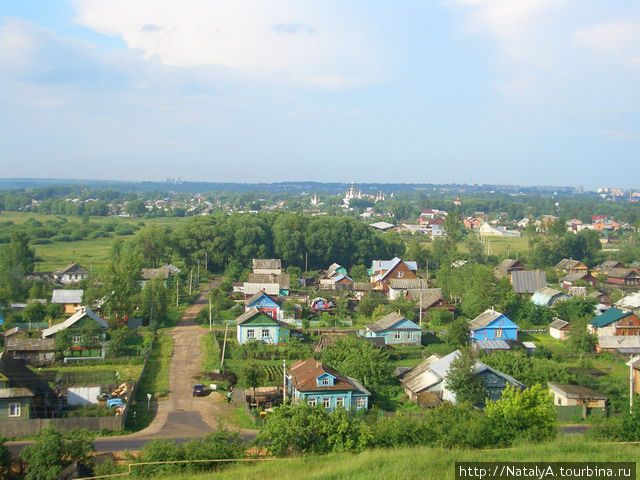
[106,327,129,358]
[21,426,95,480]
[141,278,170,328]
[0,436,11,479]
[240,361,263,401]
[443,318,470,348]
[484,384,557,445]
[349,264,369,282]
[22,302,46,324]
[567,320,597,353]
[445,347,486,406]
[0,232,35,300]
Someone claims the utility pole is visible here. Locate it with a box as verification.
[189,268,193,296]
[209,295,212,332]
[630,355,636,413]
[220,318,229,370]
[283,358,287,403]
[176,278,179,307]
[205,251,208,272]
[305,253,308,273]
[419,288,423,328]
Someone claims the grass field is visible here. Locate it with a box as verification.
[155,436,640,480]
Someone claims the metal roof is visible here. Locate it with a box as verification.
[469,309,503,330]
[511,270,547,294]
[616,293,640,310]
[42,307,107,338]
[252,259,282,270]
[473,339,511,350]
[598,335,640,349]
[590,307,632,328]
[531,287,568,306]
[51,289,84,305]
[389,279,430,290]
[548,382,608,400]
[366,312,420,333]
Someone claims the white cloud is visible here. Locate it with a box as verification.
[71,0,370,87]
[574,22,640,64]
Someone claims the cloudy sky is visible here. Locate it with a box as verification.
[1,1,639,187]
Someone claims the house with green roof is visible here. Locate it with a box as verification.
[588,307,640,337]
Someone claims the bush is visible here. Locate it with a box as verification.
[64,405,116,418]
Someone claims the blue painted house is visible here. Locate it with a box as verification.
[287,358,370,411]
[469,309,519,342]
[365,312,422,345]
[245,291,282,320]
[236,308,292,345]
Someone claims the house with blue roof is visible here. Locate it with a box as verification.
[286,358,370,411]
[365,312,422,345]
[244,291,282,320]
[469,309,518,342]
[236,308,292,344]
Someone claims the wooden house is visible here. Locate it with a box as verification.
[469,310,519,342]
[245,291,282,320]
[53,263,90,285]
[399,350,524,405]
[252,259,282,276]
[548,382,608,420]
[140,264,180,287]
[588,308,640,337]
[494,259,524,278]
[236,308,292,345]
[369,258,417,292]
[406,288,454,316]
[364,312,422,346]
[606,269,640,288]
[51,289,84,315]
[388,278,430,300]
[286,358,370,411]
[41,307,109,360]
[616,293,640,315]
[0,352,56,419]
[559,271,596,289]
[555,259,588,274]
[593,260,624,276]
[4,337,56,365]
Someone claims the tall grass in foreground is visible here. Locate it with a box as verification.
[157,436,640,480]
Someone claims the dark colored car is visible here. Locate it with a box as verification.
[192,384,206,397]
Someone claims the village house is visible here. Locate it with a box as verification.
[0,352,57,419]
[548,382,608,420]
[364,312,422,346]
[616,293,640,315]
[320,273,354,291]
[41,307,109,361]
[398,350,524,406]
[590,290,612,307]
[588,308,640,337]
[286,358,370,411]
[388,278,430,300]
[251,259,282,275]
[592,260,625,276]
[469,309,519,342]
[559,271,597,289]
[463,217,485,230]
[244,291,282,320]
[140,264,180,287]
[511,270,547,295]
[406,288,454,317]
[4,337,56,365]
[478,223,521,237]
[549,319,570,340]
[597,336,640,354]
[53,263,90,285]
[628,357,640,396]
[494,259,524,278]
[531,287,570,308]
[555,259,588,274]
[51,289,84,315]
[605,269,640,288]
[236,308,292,345]
[369,257,418,292]
[243,272,291,297]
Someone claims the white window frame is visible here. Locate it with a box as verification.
[321,377,330,386]
[322,397,331,409]
[246,329,255,338]
[262,329,270,338]
[72,336,81,343]
[394,331,401,340]
[307,398,317,407]
[495,329,503,339]
[355,397,367,408]
[397,271,404,278]
[9,403,21,417]
[336,397,344,408]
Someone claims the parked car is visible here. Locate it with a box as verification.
[107,398,124,409]
[192,383,206,396]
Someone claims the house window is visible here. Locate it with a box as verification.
[247,329,255,338]
[262,329,270,338]
[322,397,331,409]
[355,397,367,408]
[321,378,330,386]
[557,397,562,406]
[336,397,344,408]
[9,403,21,417]
[394,331,401,340]
[495,329,503,339]
[397,271,404,278]
[408,332,415,340]
[308,398,317,407]
[72,336,81,343]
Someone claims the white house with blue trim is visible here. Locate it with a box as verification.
[236,308,292,345]
[286,358,370,411]
[365,312,422,346]
[469,309,519,342]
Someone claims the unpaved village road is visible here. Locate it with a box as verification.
[8,279,258,454]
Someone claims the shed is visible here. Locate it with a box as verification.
[549,318,570,340]
[531,287,570,307]
[51,290,84,315]
[548,382,608,420]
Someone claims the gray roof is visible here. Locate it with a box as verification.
[369,221,395,230]
[556,259,585,270]
[473,339,511,350]
[401,350,524,395]
[616,293,640,310]
[598,335,640,350]
[51,289,84,304]
[389,279,430,290]
[252,259,281,270]
[559,271,591,283]
[5,337,55,352]
[371,257,418,274]
[366,312,419,333]
[243,283,280,295]
[469,309,502,330]
[54,263,89,275]
[352,282,372,291]
[549,318,569,330]
[511,270,547,294]
[596,260,623,271]
[247,273,290,288]
[407,289,445,309]
[548,382,608,400]
[42,307,108,337]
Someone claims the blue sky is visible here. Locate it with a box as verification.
[1,1,639,187]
